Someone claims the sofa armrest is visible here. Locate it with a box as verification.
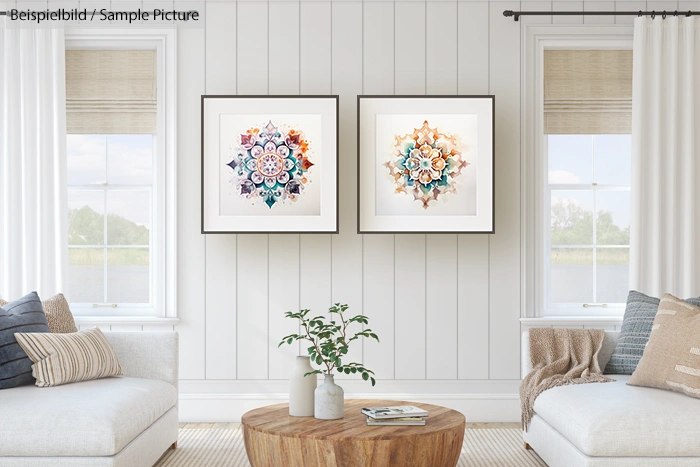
[103,332,179,390]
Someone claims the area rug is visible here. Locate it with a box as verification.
[155,425,546,466]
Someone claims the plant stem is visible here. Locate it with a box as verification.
[302,321,331,374]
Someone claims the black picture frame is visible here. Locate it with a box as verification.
[357,95,495,234]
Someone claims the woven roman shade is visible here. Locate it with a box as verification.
[66,50,156,134]
[544,50,632,134]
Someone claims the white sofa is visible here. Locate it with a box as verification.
[522,330,700,467]
[0,332,179,467]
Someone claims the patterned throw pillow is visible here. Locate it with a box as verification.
[605,291,700,374]
[0,293,77,334]
[629,294,700,398]
[0,292,51,389]
[15,327,123,387]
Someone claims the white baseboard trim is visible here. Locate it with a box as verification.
[179,393,521,423]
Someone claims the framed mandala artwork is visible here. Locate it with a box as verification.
[357,96,495,233]
[202,95,338,233]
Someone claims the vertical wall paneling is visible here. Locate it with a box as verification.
[457,1,490,380]
[205,1,238,381]
[488,1,521,380]
[267,1,302,379]
[236,235,270,379]
[583,1,615,24]
[175,4,206,379]
[236,1,270,380]
[427,2,458,95]
[393,1,427,381]
[268,235,301,378]
[237,2,269,95]
[330,2,365,378]
[394,2,427,94]
[361,1,396,380]
[425,1,458,380]
[296,2,335,373]
[269,2,300,95]
[552,1,584,24]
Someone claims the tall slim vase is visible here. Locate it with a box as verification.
[314,374,344,420]
[289,356,316,417]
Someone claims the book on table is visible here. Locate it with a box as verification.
[361,405,429,420]
[366,417,426,426]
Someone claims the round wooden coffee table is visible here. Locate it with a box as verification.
[241,399,465,467]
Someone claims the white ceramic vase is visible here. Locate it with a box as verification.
[314,374,344,420]
[289,356,316,417]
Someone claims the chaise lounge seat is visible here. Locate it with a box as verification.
[522,331,700,467]
[0,332,179,467]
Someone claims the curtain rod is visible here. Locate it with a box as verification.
[504,10,700,21]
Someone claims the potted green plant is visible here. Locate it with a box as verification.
[279,303,379,420]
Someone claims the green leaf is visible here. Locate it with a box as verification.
[287,337,293,345]
[335,358,342,367]
[344,367,351,374]
[316,355,323,365]
[351,368,357,374]
[362,372,369,381]
[370,377,376,386]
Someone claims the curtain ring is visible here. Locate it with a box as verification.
[651,10,656,19]
[638,10,643,17]
[674,10,678,17]
[662,11,667,19]
[687,10,692,17]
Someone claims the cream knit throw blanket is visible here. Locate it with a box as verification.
[520,328,615,431]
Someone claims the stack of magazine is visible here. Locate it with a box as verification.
[361,405,428,426]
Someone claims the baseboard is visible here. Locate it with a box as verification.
[179,392,520,423]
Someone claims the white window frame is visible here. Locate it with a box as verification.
[65,29,177,321]
[521,25,633,319]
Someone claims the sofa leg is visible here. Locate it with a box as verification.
[170,442,177,450]
[524,442,532,450]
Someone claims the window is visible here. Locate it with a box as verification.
[65,31,176,318]
[546,134,631,312]
[523,38,635,317]
[67,134,154,310]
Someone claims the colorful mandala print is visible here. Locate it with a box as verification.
[384,120,469,210]
[226,120,313,209]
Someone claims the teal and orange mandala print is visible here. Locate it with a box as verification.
[227,120,314,209]
[384,120,469,210]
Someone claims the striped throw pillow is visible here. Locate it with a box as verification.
[0,293,77,334]
[629,294,700,399]
[14,327,123,387]
[0,292,51,389]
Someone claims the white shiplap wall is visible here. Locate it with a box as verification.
[82,0,692,422]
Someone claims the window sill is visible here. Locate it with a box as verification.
[520,316,622,327]
[74,316,180,326]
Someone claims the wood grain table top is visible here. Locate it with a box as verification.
[241,399,466,441]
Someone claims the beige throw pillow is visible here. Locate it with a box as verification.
[14,327,123,387]
[0,293,77,333]
[629,293,700,398]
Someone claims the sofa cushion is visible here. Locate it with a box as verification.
[0,376,177,456]
[605,290,700,375]
[533,375,700,457]
[0,293,78,333]
[0,292,51,389]
[16,327,123,387]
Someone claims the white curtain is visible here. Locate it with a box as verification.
[0,25,68,300]
[631,17,700,297]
